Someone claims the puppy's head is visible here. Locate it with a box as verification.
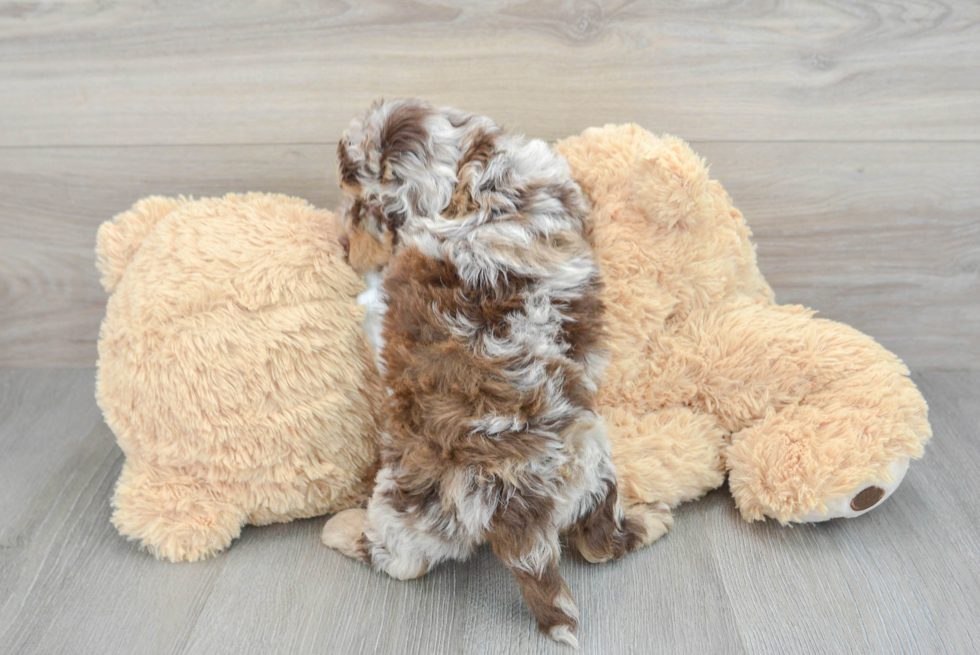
[336,98,445,274]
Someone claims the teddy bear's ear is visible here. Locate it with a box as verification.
[631,136,712,230]
[96,196,183,293]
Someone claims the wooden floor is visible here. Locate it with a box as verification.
[0,369,977,655]
[1,1,979,654]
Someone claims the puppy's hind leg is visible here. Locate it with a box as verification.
[569,478,673,564]
[322,466,470,580]
[321,507,371,562]
[487,493,580,649]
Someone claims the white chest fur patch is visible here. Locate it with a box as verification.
[357,270,387,373]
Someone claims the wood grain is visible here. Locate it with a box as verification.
[705,371,980,655]
[1,141,976,369]
[696,141,980,371]
[0,369,102,524]
[2,2,977,652]
[1,1,979,147]
[1,369,977,654]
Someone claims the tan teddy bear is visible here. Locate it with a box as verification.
[96,193,381,562]
[97,128,932,564]
[558,125,932,524]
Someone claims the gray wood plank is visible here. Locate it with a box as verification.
[1,369,978,654]
[2,1,977,652]
[454,505,746,655]
[703,370,980,655]
[0,426,229,655]
[1,1,979,147]
[2,142,977,369]
[0,369,102,523]
[0,369,743,655]
[696,142,980,372]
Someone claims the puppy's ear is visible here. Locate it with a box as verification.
[378,99,433,178]
[445,127,500,219]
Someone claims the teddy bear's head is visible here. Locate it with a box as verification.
[96,193,381,561]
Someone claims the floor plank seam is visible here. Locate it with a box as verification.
[2,139,980,151]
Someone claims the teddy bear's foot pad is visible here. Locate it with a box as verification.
[796,457,910,522]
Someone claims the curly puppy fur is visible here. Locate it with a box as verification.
[322,99,670,647]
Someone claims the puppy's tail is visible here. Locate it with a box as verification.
[488,506,580,649]
[511,561,580,648]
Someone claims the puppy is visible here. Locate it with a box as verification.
[323,99,671,647]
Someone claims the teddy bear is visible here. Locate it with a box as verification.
[95,192,381,562]
[96,128,932,564]
[557,124,932,524]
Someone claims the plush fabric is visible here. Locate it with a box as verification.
[557,125,932,523]
[96,193,381,562]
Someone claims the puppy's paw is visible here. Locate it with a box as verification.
[628,500,674,548]
[321,508,368,560]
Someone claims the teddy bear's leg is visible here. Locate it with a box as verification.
[694,300,931,524]
[111,462,246,562]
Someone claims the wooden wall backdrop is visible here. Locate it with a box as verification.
[1,0,978,369]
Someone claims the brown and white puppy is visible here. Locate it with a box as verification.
[322,99,671,647]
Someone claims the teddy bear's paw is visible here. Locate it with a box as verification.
[793,456,911,523]
[628,500,674,548]
[321,508,369,559]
